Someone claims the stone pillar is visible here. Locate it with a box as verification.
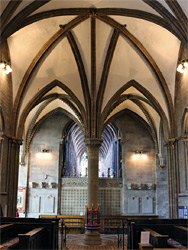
[83,138,102,245]
[167,139,179,218]
[156,152,169,218]
[120,139,126,215]
[0,135,21,217]
[183,138,188,191]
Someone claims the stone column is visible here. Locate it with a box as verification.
[0,135,21,217]
[121,139,126,215]
[167,139,179,218]
[83,138,102,245]
[183,138,188,191]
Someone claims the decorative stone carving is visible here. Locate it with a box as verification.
[84,138,102,148]
[126,183,155,190]
[49,182,57,188]
[40,182,47,188]
[29,182,37,188]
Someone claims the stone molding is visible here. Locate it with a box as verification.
[84,138,103,147]
[61,177,122,188]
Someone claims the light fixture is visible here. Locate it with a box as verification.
[133,151,146,160]
[158,154,165,169]
[0,60,12,74]
[37,147,51,159]
[177,59,188,73]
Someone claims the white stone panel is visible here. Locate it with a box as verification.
[43,196,55,213]
[128,196,139,213]
[142,196,153,214]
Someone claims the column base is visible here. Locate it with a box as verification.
[83,229,102,245]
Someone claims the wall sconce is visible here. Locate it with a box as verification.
[158,154,165,169]
[0,60,12,74]
[133,151,146,160]
[37,146,51,159]
[19,161,25,167]
[177,59,188,73]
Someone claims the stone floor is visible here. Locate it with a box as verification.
[59,234,127,250]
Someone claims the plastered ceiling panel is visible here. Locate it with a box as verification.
[36,99,80,124]
[43,86,67,97]
[102,35,169,123]
[110,16,180,102]
[18,36,84,123]
[8,16,76,102]
[121,86,145,98]
[106,100,148,124]
[32,0,160,16]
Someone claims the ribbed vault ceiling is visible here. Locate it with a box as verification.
[0,0,188,154]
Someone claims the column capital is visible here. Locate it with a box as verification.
[0,133,22,145]
[11,137,22,145]
[168,138,177,148]
[183,136,188,142]
[85,138,102,147]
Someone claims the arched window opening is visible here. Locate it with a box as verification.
[80,151,88,177]
[99,124,121,178]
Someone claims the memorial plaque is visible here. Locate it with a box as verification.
[31,195,40,213]
[142,196,153,213]
[44,196,55,213]
[128,196,139,213]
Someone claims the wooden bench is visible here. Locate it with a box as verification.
[127,218,188,250]
[103,217,127,234]
[0,217,59,249]
[0,223,19,249]
[138,243,153,250]
[0,237,19,250]
[18,227,45,249]
[62,217,83,234]
[103,216,158,234]
[0,224,14,242]
[143,228,169,248]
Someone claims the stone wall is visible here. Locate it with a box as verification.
[26,112,70,217]
[174,48,188,207]
[114,111,169,217]
[21,110,169,218]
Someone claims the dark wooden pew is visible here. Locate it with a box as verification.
[40,215,84,234]
[102,216,158,234]
[103,217,127,234]
[0,224,14,242]
[0,223,19,249]
[18,227,45,249]
[170,226,188,247]
[0,217,59,249]
[143,228,169,248]
[127,219,188,250]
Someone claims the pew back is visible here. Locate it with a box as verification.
[127,219,188,250]
[0,217,59,249]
